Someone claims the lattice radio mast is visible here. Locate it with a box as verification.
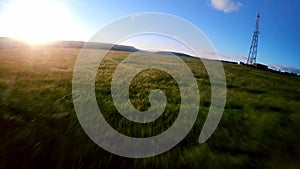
[247,13,260,65]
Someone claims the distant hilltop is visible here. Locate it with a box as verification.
[1,37,298,76]
[0,37,138,52]
[0,37,193,57]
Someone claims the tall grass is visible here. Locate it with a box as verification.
[0,48,299,168]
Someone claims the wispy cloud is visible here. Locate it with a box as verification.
[210,0,242,13]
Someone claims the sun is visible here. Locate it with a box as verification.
[0,0,79,44]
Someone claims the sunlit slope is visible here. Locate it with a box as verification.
[0,47,299,169]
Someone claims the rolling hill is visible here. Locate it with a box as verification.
[0,42,299,169]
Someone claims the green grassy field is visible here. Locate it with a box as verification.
[0,47,299,169]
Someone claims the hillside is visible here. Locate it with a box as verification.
[0,47,299,169]
[0,37,138,52]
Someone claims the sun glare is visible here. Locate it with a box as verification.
[0,0,82,44]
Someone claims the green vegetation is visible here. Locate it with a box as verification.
[0,47,299,169]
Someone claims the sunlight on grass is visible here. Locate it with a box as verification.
[0,48,299,168]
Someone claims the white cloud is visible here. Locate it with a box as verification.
[269,64,300,75]
[210,0,242,13]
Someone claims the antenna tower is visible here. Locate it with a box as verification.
[247,13,260,65]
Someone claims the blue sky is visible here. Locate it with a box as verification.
[0,0,299,69]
